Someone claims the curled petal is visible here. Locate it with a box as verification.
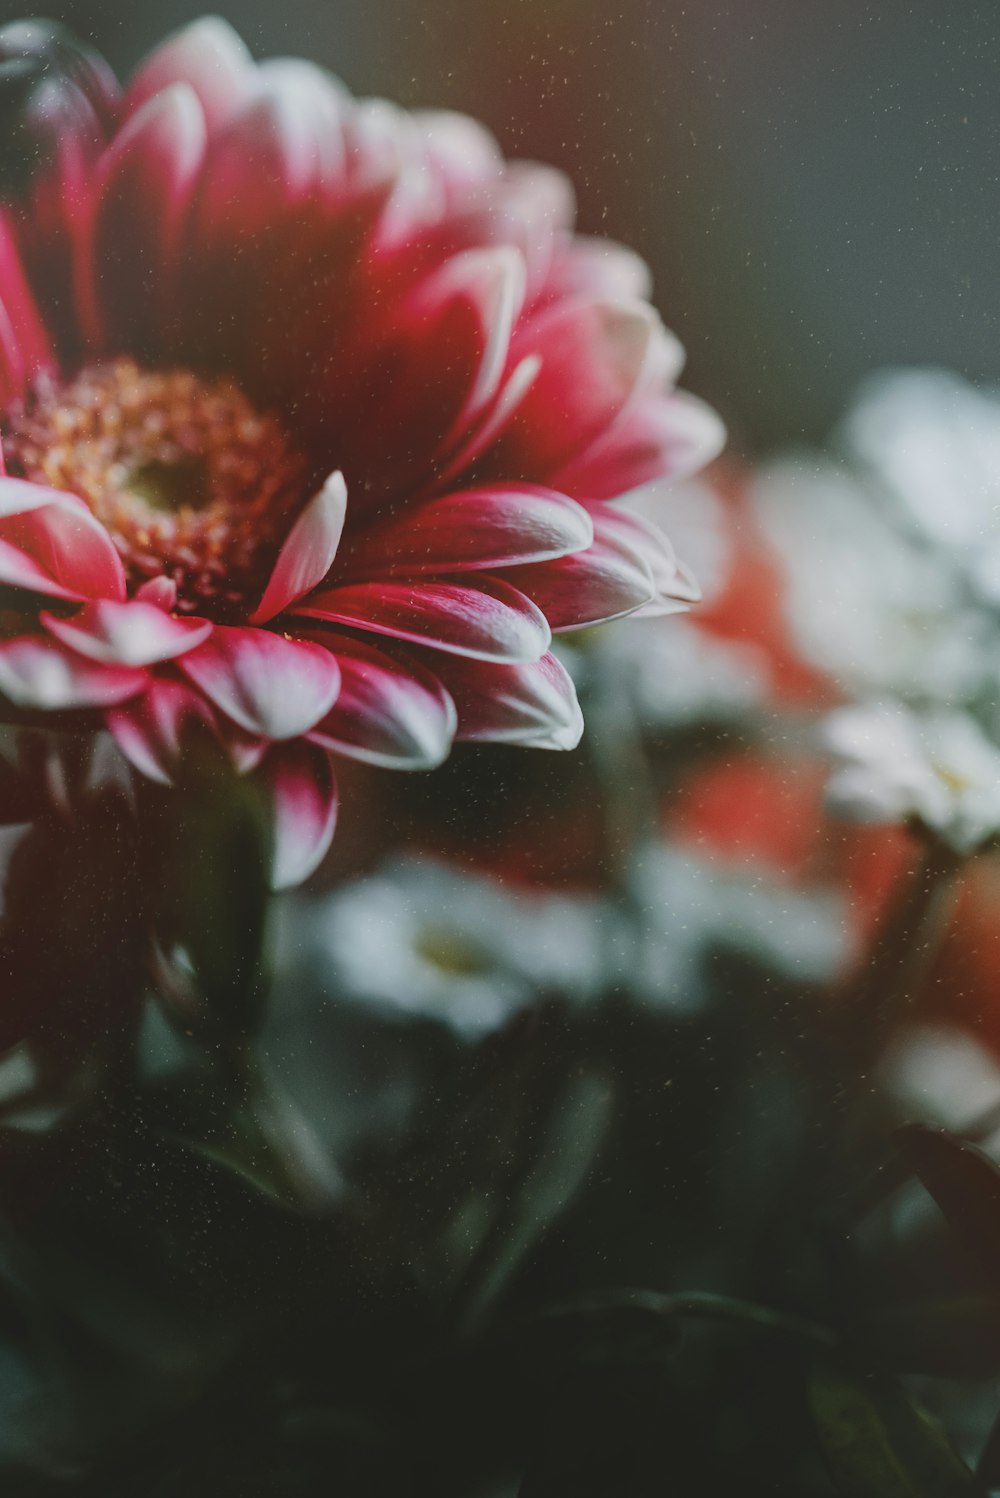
[334,246,526,497]
[254,59,352,191]
[294,576,551,663]
[135,575,178,610]
[435,353,541,487]
[179,625,341,739]
[193,73,339,248]
[124,15,256,132]
[251,472,347,623]
[342,485,593,577]
[498,297,683,477]
[304,633,456,769]
[41,599,212,666]
[82,82,207,351]
[412,109,502,202]
[591,504,699,614]
[432,649,584,749]
[107,674,220,784]
[555,390,727,501]
[0,479,126,601]
[253,741,338,890]
[499,516,657,632]
[0,217,54,397]
[545,237,653,304]
[0,636,146,710]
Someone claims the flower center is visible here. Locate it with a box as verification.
[2,358,308,616]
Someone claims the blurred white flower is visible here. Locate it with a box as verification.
[629,844,848,997]
[843,368,1000,606]
[274,834,849,1042]
[823,701,1000,854]
[585,618,770,730]
[277,857,610,1038]
[883,1025,1000,1133]
[753,457,987,705]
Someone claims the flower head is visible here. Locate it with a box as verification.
[823,701,1000,856]
[0,17,721,884]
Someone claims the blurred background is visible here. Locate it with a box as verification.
[38,0,1000,450]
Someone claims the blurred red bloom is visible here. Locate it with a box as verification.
[0,17,722,884]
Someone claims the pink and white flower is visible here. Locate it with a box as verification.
[0,17,722,884]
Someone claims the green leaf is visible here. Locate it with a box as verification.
[809,1361,976,1497]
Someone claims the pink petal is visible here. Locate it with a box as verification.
[0,479,126,601]
[543,237,653,305]
[82,83,207,352]
[499,513,657,631]
[136,576,178,610]
[294,576,551,663]
[554,390,726,501]
[332,246,525,500]
[341,485,593,577]
[250,472,347,624]
[412,109,503,199]
[597,505,701,613]
[107,675,220,784]
[0,300,25,408]
[254,59,351,190]
[473,163,575,300]
[192,75,335,247]
[179,626,341,739]
[124,16,257,133]
[303,633,456,769]
[432,649,584,749]
[41,599,212,666]
[254,741,338,890]
[0,216,54,395]
[429,246,526,440]
[497,298,683,478]
[434,353,541,488]
[0,636,146,710]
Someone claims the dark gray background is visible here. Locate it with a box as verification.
[26,0,1000,452]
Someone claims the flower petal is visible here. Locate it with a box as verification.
[250,472,347,624]
[341,485,593,577]
[554,390,726,501]
[0,217,54,398]
[592,504,699,614]
[254,741,338,890]
[106,675,220,784]
[41,599,212,666]
[0,479,126,601]
[179,626,341,739]
[304,633,456,768]
[545,237,653,304]
[431,649,584,749]
[294,576,551,663]
[499,514,657,631]
[135,575,178,610]
[124,16,256,133]
[496,297,683,478]
[333,246,525,502]
[0,636,146,710]
[82,82,207,352]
